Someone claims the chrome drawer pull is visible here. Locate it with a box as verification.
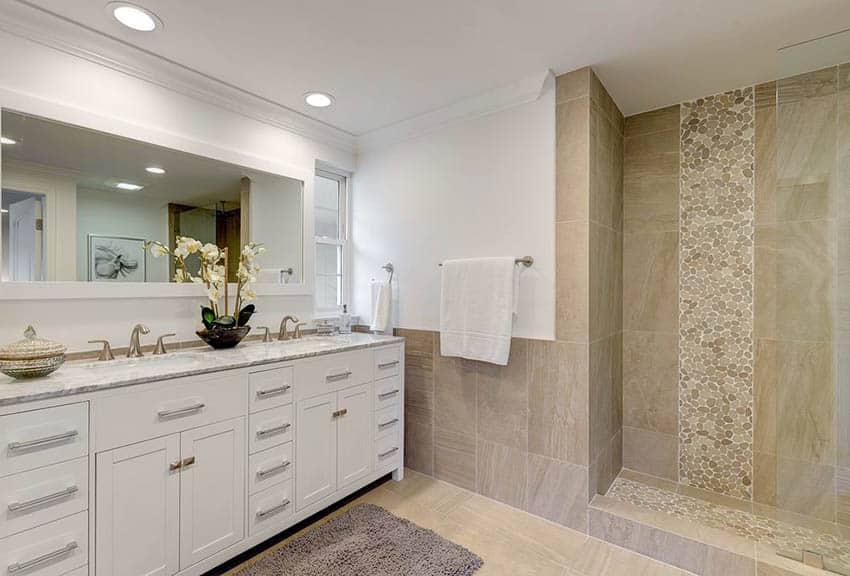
[378,389,400,400]
[378,418,400,429]
[157,402,205,419]
[256,385,291,398]
[256,499,290,518]
[377,360,399,369]
[326,370,352,382]
[8,485,79,512]
[7,430,78,451]
[8,541,78,574]
[378,447,399,459]
[256,423,291,438]
[257,460,290,478]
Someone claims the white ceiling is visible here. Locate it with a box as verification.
[13,0,850,135]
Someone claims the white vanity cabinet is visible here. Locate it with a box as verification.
[0,337,404,576]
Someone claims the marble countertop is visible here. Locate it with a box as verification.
[0,333,404,407]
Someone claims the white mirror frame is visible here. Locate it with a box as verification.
[0,92,315,301]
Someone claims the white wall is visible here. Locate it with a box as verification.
[351,80,555,340]
[0,30,354,352]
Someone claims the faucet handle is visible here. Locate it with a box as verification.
[294,322,307,339]
[153,333,177,355]
[256,326,273,343]
[88,339,115,362]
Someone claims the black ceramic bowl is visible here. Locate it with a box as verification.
[196,326,251,349]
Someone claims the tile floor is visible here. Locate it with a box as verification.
[221,469,691,576]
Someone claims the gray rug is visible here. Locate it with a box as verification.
[233,503,483,576]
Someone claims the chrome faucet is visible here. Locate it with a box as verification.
[128,324,150,358]
[278,315,299,341]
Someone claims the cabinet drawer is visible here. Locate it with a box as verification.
[294,351,372,401]
[248,480,293,537]
[248,443,293,495]
[374,346,402,378]
[94,372,246,451]
[249,404,293,454]
[0,457,88,539]
[0,511,87,576]
[374,405,401,440]
[374,375,402,411]
[249,366,294,413]
[0,403,88,478]
[374,433,401,471]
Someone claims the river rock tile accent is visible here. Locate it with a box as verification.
[679,88,755,499]
[607,477,850,568]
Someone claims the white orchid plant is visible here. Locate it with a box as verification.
[144,236,264,330]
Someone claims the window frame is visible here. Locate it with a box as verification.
[313,168,350,316]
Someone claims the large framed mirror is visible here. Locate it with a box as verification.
[0,109,306,297]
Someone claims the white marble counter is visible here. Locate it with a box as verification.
[0,333,404,407]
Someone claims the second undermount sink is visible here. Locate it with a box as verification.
[80,352,209,371]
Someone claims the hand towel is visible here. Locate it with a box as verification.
[440,257,517,365]
[370,279,393,333]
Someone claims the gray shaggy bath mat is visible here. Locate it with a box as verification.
[233,503,482,575]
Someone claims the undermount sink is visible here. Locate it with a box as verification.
[80,352,208,371]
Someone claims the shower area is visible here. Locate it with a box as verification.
[589,30,850,575]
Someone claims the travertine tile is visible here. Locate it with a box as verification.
[623,330,678,435]
[622,426,678,481]
[397,328,435,414]
[556,220,589,342]
[754,339,777,455]
[624,115,679,234]
[776,458,835,522]
[589,224,622,341]
[528,339,589,465]
[590,100,624,231]
[404,405,434,475]
[477,339,528,450]
[527,453,589,531]
[777,66,837,103]
[590,430,622,498]
[589,333,622,462]
[476,439,527,509]
[839,65,850,219]
[434,428,476,491]
[755,82,777,225]
[623,231,678,332]
[590,69,625,134]
[625,105,680,137]
[753,452,777,507]
[556,67,591,104]
[434,342,477,436]
[556,97,590,223]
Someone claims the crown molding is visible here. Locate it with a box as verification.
[357,69,554,153]
[0,0,358,154]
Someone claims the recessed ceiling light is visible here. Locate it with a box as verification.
[304,92,334,108]
[108,2,161,32]
[0,136,16,145]
[145,166,166,174]
[116,182,144,191]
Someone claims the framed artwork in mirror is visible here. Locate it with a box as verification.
[87,235,147,282]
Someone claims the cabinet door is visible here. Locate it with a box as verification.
[96,435,180,576]
[337,383,373,488]
[179,418,245,570]
[296,393,337,510]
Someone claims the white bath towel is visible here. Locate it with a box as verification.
[370,279,393,334]
[440,257,517,365]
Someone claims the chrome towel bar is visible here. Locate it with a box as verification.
[438,256,533,267]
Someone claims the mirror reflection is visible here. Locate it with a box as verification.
[0,110,303,284]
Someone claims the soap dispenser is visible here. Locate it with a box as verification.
[339,304,352,334]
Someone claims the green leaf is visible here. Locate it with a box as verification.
[200,306,216,329]
[237,304,255,327]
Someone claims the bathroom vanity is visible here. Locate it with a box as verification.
[0,334,404,576]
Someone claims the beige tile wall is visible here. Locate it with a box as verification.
[622,104,680,481]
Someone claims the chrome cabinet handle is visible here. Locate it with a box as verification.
[256,498,290,518]
[378,418,400,429]
[378,447,399,459]
[377,360,399,369]
[256,423,291,438]
[8,541,78,574]
[326,370,352,382]
[378,389,400,399]
[8,485,79,512]
[157,402,205,419]
[8,430,78,451]
[256,460,290,478]
[256,385,291,398]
